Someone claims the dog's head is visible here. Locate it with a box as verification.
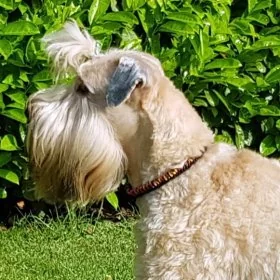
[27,21,167,203]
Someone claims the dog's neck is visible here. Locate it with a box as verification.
[124,78,213,187]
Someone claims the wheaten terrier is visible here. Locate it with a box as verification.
[27,21,280,280]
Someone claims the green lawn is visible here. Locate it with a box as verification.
[0,216,136,280]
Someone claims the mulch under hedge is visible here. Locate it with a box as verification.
[0,186,138,228]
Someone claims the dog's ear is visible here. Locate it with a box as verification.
[106,57,146,107]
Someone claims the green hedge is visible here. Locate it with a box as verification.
[0,0,280,201]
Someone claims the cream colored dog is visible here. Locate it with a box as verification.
[27,21,280,280]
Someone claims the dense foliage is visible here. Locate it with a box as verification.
[0,0,280,203]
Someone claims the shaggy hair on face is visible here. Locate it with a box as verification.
[28,21,280,279]
[28,85,126,202]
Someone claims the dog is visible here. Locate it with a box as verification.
[27,21,280,279]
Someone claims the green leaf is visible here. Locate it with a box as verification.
[138,8,154,35]
[6,102,25,110]
[251,36,280,51]
[243,128,254,146]
[256,62,266,73]
[91,22,122,35]
[259,106,280,116]
[110,0,118,11]
[166,12,203,25]
[0,152,12,167]
[124,0,145,10]
[18,2,29,14]
[0,84,9,93]
[32,70,52,82]
[238,49,268,63]
[106,192,119,210]
[244,102,280,117]
[101,12,138,25]
[277,0,280,10]
[1,109,27,124]
[204,59,242,70]
[252,0,273,11]
[260,26,280,36]
[193,98,208,107]
[204,90,218,107]
[192,31,214,62]
[261,118,274,133]
[235,124,245,149]
[120,29,142,50]
[0,39,12,60]
[8,48,26,67]
[4,91,26,106]
[25,37,40,63]
[20,71,29,82]
[239,108,252,123]
[230,19,256,36]
[0,135,19,151]
[276,119,280,130]
[212,90,234,114]
[276,135,280,151]
[88,0,110,25]
[247,13,270,25]
[0,0,14,10]
[207,12,230,35]
[132,0,146,9]
[0,21,40,35]
[2,74,14,85]
[204,75,254,89]
[248,0,257,13]
[0,93,4,110]
[260,135,276,156]
[210,35,230,46]
[0,12,8,25]
[215,131,234,144]
[147,0,157,8]
[0,169,19,185]
[159,21,195,35]
[256,77,270,88]
[0,188,7,199]
[150,34,161,55]
[265,66,280,84]
[34,82,51,90]
[19,124,26,143]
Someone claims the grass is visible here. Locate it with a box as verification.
[0,215,136,280]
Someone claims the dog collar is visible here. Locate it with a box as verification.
[126,153,204,198]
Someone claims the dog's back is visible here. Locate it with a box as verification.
[135,143,280,280]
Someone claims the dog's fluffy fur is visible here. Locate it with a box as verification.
[28,21,280,279]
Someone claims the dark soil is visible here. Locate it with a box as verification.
[0,186,138,228]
